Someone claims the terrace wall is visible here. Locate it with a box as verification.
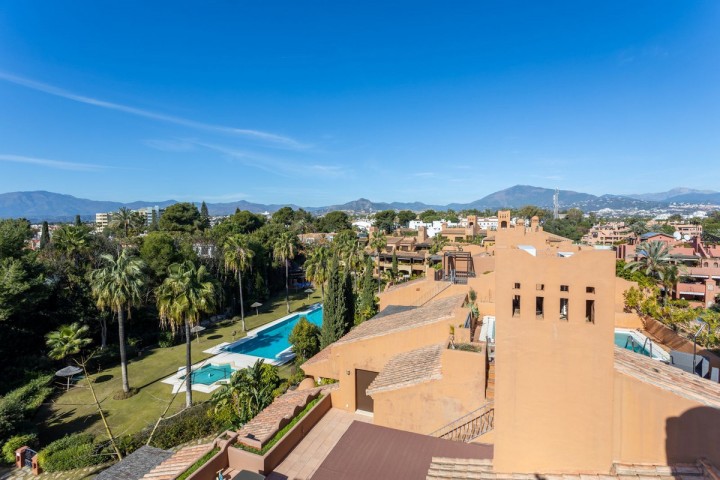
[371,348,487,435]
[612,371,720,466]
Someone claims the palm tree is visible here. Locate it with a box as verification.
[211,359,279,425]
[46,322,92,361]
[273,232,297,314]
[224,235,255,332]
[89,249,146,394]
[111,207,134,237]
[53,225,91,267]
[156,261,218,407]
[304,245,330,300]
[44,323,123,461]
[660,263,683,305]
[369,231,387,294]
[625,241,671,282]
[430,234,449,254]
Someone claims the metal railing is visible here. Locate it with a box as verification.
[429,401,495,442]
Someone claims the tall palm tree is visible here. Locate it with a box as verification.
[273,232,297,314]
[46,322,92,361]
[625,241,671,282]
[111,207,134,237]
[369,231,387,294]
[90,249,146,394]
[156,261,218,407]
[660,263,683,305]
[224,234,255,332]
[305,245,330,300]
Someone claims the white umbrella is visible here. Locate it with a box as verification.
[190,325,206,343]
[250,302,263,316]
[304,288,314,300]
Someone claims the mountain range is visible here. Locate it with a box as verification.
[1,186,719,222]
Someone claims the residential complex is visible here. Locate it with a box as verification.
[145,210,720,479]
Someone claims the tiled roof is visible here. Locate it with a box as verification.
[237,384,337,446]
[334,294,464,346]
[142,444,213,480]
[96,445,172,480]
[426,457,716,480]
[614,346,720,409]
[302,342,333,368]
[367,344,444,395]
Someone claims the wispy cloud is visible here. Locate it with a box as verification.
[0,71,306,149]
[143,139,196,152]
[0,154,106,171]
[412,172,435,177]
[193,141,346,178]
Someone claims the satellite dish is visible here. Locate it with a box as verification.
[673,231,682,240]
[683,234,691,241]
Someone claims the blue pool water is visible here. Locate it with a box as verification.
[183,364,236,385]
[224,306,323,359]
[614,332,652,357]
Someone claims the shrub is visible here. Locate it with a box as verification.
[2,433,38,464]
[118,403,223,456]
[158,331,176,348]
[37,433,108,472]
[0,375,52,446]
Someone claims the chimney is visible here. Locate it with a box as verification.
[418,225,428,242]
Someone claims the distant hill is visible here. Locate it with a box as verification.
[627,188,718,202]
[0,191,176,222]
[665,192,720,204]
[0,185,682,222]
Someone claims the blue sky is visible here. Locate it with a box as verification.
[1,1,719,206]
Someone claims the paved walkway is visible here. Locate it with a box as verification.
[266,408,371,480]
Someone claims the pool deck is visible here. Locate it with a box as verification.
[162,304,321,393]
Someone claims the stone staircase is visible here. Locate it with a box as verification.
[429,401,494,443]
[142,443,213,480]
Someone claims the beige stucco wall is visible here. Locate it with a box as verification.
[313,310,466,413]
[493,248,617,474]
[612,372,720,466]
[372,349,487,435]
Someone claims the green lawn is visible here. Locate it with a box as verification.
[35,290,321,443]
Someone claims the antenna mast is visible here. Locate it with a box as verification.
[553,189,559,220]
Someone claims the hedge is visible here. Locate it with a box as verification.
[37,433,110,472]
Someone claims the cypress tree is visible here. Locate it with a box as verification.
[200,201,210,230]
[39,221,50,249]
[342,268,355,334]
[391,251,399,278]
[74,214,82,226]
[320,255,346,348]
[357,257,378,324]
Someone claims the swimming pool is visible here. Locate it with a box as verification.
[182,364,236,385]
[614,328,670,362]
[223,305,323,360]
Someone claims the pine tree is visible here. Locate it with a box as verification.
[342,268,354,334]
[357,257,378,324]
[320,255,346,348]
[74,215,82,226]
[40,221,50,249]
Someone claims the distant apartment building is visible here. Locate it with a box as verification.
[134,205,163,225]
[95,212,112,229]
[581,221,633,245]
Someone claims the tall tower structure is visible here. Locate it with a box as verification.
[553,188,560,220]
[493,248,616,473]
